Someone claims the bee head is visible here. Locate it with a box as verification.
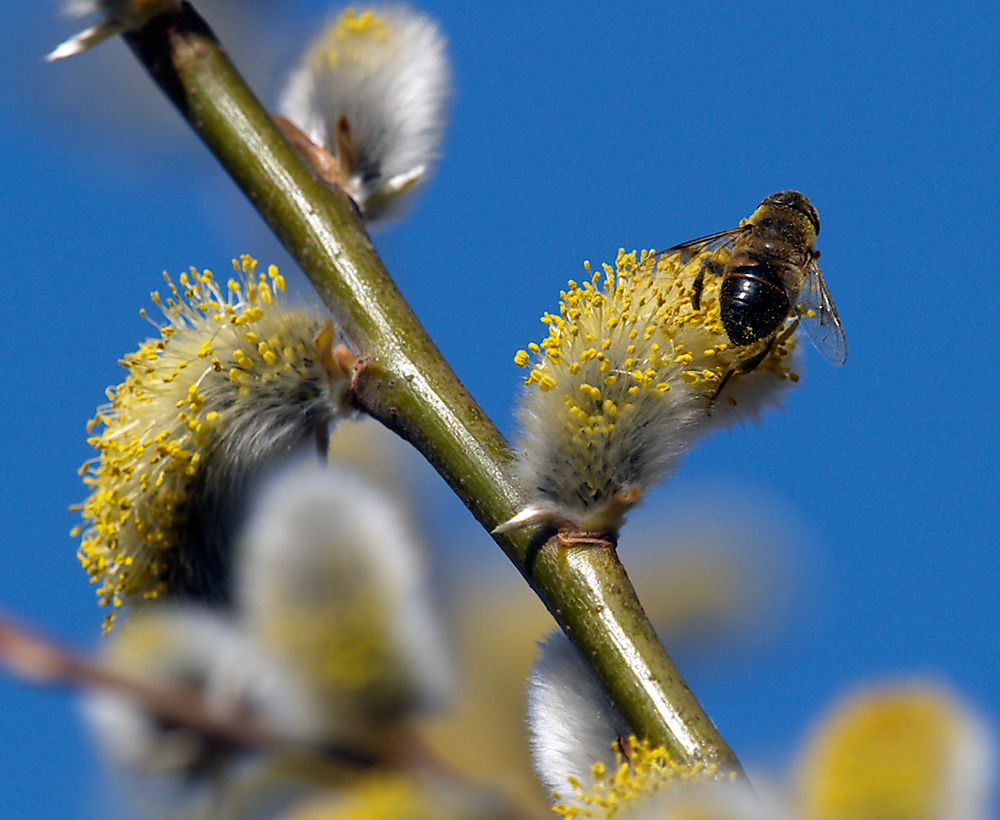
[758,191,820,237]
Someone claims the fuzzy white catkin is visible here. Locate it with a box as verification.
[502,249,802,535]
[526,631,632,800]
[76,261,351,620]
[278,5,450,221]
[235,459,452,746]
[527,636,776,820]
[510,345,802,535]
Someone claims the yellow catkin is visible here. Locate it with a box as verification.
[796,687,978,820]
[76,257,344,629]
[507,245,799,533]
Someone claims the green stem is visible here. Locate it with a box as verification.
[124,2,744,777]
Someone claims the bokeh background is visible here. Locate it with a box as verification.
[2,1,998,818]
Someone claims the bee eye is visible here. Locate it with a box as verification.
[802,201,820,236]
[760,191,820,236]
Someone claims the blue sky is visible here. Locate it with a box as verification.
[2,1,999,817]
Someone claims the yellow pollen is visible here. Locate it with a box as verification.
[75,259,340,626]
[554,737,729,818]
[510,243,799,531]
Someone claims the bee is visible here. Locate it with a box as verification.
[650,191,847,377]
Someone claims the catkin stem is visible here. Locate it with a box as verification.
[123,1,745,778]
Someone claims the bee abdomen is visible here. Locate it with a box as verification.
[720,265,790,346]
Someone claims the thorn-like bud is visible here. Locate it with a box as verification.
[47,0,181,61]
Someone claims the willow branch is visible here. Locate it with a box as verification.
[122,3,744,777]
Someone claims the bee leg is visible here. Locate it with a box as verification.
[709,333,778,412]
[731,322,796,400]
[775,318,800,345]
[737,339,774,378]
[692,266,706,312]
[691,258,723,312]
[707,369,734,414]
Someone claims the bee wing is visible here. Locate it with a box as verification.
[791,258,848,365]
[637,226,744,276]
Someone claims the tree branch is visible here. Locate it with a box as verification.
[123,2,745,777]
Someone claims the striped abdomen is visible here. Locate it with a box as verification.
[719,261,791,346]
